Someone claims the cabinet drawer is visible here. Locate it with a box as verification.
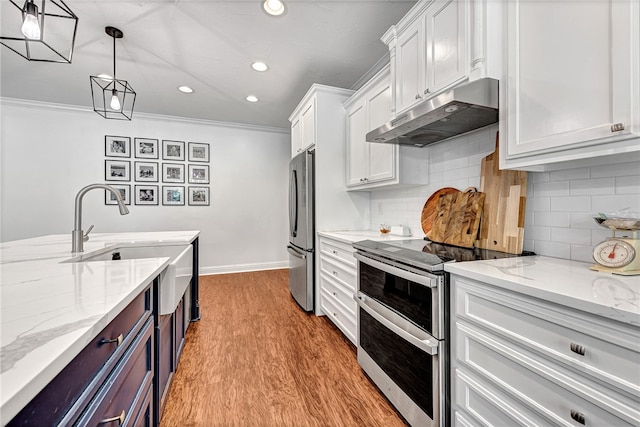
[456,321,640,426]
[320,288,356,345]
[75,318,154,426]
[453,368,549,427]
[319,255,356,293]
[319,239,356,268]
[454,277,640,397]
[320,270,357,317]
[8,286,153,426]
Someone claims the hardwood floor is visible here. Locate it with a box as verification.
[160,269,408,427]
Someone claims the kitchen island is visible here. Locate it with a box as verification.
[0,231,199,425]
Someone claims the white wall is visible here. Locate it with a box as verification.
[369,125,640,263]
[0,100,291,274]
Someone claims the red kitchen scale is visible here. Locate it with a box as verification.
[590,216,640,276]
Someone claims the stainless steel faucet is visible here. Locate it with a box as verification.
[72,184,129,253]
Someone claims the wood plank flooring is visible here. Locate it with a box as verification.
[160,269,408,427]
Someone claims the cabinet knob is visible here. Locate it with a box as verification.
[415,94,422,100]
[98,410,125,425]
[570,410,585,425]
[424,88,430,94]
[100,333,124,347]
[332,271,337,275]
[332,250,338,255]
[570,343,585,356]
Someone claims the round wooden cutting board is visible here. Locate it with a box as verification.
[420,187,459,235]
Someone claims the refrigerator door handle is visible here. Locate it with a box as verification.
[289,169,298,238]
[287,245,306,260]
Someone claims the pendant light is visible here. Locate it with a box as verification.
[0,0,78,63]
[90,26,137,121]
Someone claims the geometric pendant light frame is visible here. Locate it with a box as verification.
[0,0,78,63]
[90,26,136,120]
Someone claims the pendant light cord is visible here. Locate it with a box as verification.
[112,33,117,80]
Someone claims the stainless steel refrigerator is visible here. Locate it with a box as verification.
[287,149,314,311]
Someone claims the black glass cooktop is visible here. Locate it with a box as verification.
[353,238,534,270]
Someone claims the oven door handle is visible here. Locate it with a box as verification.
[354,252,437,288]
[355,292,439,356]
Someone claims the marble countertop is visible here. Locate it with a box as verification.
[317,230,413,244]
[445,256,640,327]
[0,231,199,423]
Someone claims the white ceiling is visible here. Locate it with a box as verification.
[0,0,417,129]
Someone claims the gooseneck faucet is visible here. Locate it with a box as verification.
[72,184,129,253]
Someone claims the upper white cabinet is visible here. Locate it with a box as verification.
[344,66,428,191]
[383,0,491,117]
[289,96,316,158]
[501,0,640,170]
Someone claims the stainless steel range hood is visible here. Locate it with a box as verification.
[366,78,498,147]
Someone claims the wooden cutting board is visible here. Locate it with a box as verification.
[427,187,485,248]
[476,133,528,254]
[421,187,460,235]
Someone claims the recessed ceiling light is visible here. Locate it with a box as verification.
[246,95,259,103]
[178,86,194,94]
[251,62,268,72]
[97,74,113,82]
[263,0,286,16]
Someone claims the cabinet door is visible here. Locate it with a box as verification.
[366,81,395,183]
[300,98,316,150]
[424,0,468,95]
[395,17,424,114]
[346,101,368,186]
[291,118,302,158]
[505,0,639,159]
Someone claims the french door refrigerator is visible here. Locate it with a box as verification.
[287,149,314,311]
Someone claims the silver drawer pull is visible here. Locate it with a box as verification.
[570,409,585,425]
[570,343,585,356]
[100,333,124,347]
[611,122,625,132]
[98,410,125,425]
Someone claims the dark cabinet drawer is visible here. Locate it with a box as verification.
[75,318,154,426]
[8,286,152,426]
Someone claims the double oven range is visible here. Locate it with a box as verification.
[352,238,531,427]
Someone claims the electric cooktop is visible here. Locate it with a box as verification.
[353,238,534,271]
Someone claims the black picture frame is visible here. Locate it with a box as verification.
[104,184,131,205]
[134,185,159,205]
[163,163,185,183]
[162,186,185,206]
[134,161,159,182]
[188,186,210,206]
[105,160,131,181]
[105,135,131,158]
[134,138,159,159]
[188,142,210,162]
[162,140,185,161]
[188,164,210,184]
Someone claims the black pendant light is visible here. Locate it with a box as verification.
[90,26,137,121]
[0,0,78,63]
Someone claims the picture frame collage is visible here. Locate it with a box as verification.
[104,135,211,206]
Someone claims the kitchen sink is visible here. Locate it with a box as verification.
[64,244,193,315]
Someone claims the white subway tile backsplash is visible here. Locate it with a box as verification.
[615,175,640,194]
[533,181,570,197]
[569,178,615,196]
[369,130,640,262]
[550,196,591,212]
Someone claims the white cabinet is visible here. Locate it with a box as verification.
[501,0,640,170]
[383,0,474,117]
[344,66,428,191]
[450,274,640,426]
[318,236,358,344]
[289,96,316,157]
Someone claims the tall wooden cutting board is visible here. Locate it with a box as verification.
[427,188,485,248]
[476,133,528,254]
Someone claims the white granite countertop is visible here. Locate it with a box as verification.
[445,256,640,327]
[317,230,412,244]
[0,231,199,424]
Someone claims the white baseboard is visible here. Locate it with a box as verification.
[199,261,289,276]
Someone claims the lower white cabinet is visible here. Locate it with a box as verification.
[450,274,640,426]
[318,236,358,344]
